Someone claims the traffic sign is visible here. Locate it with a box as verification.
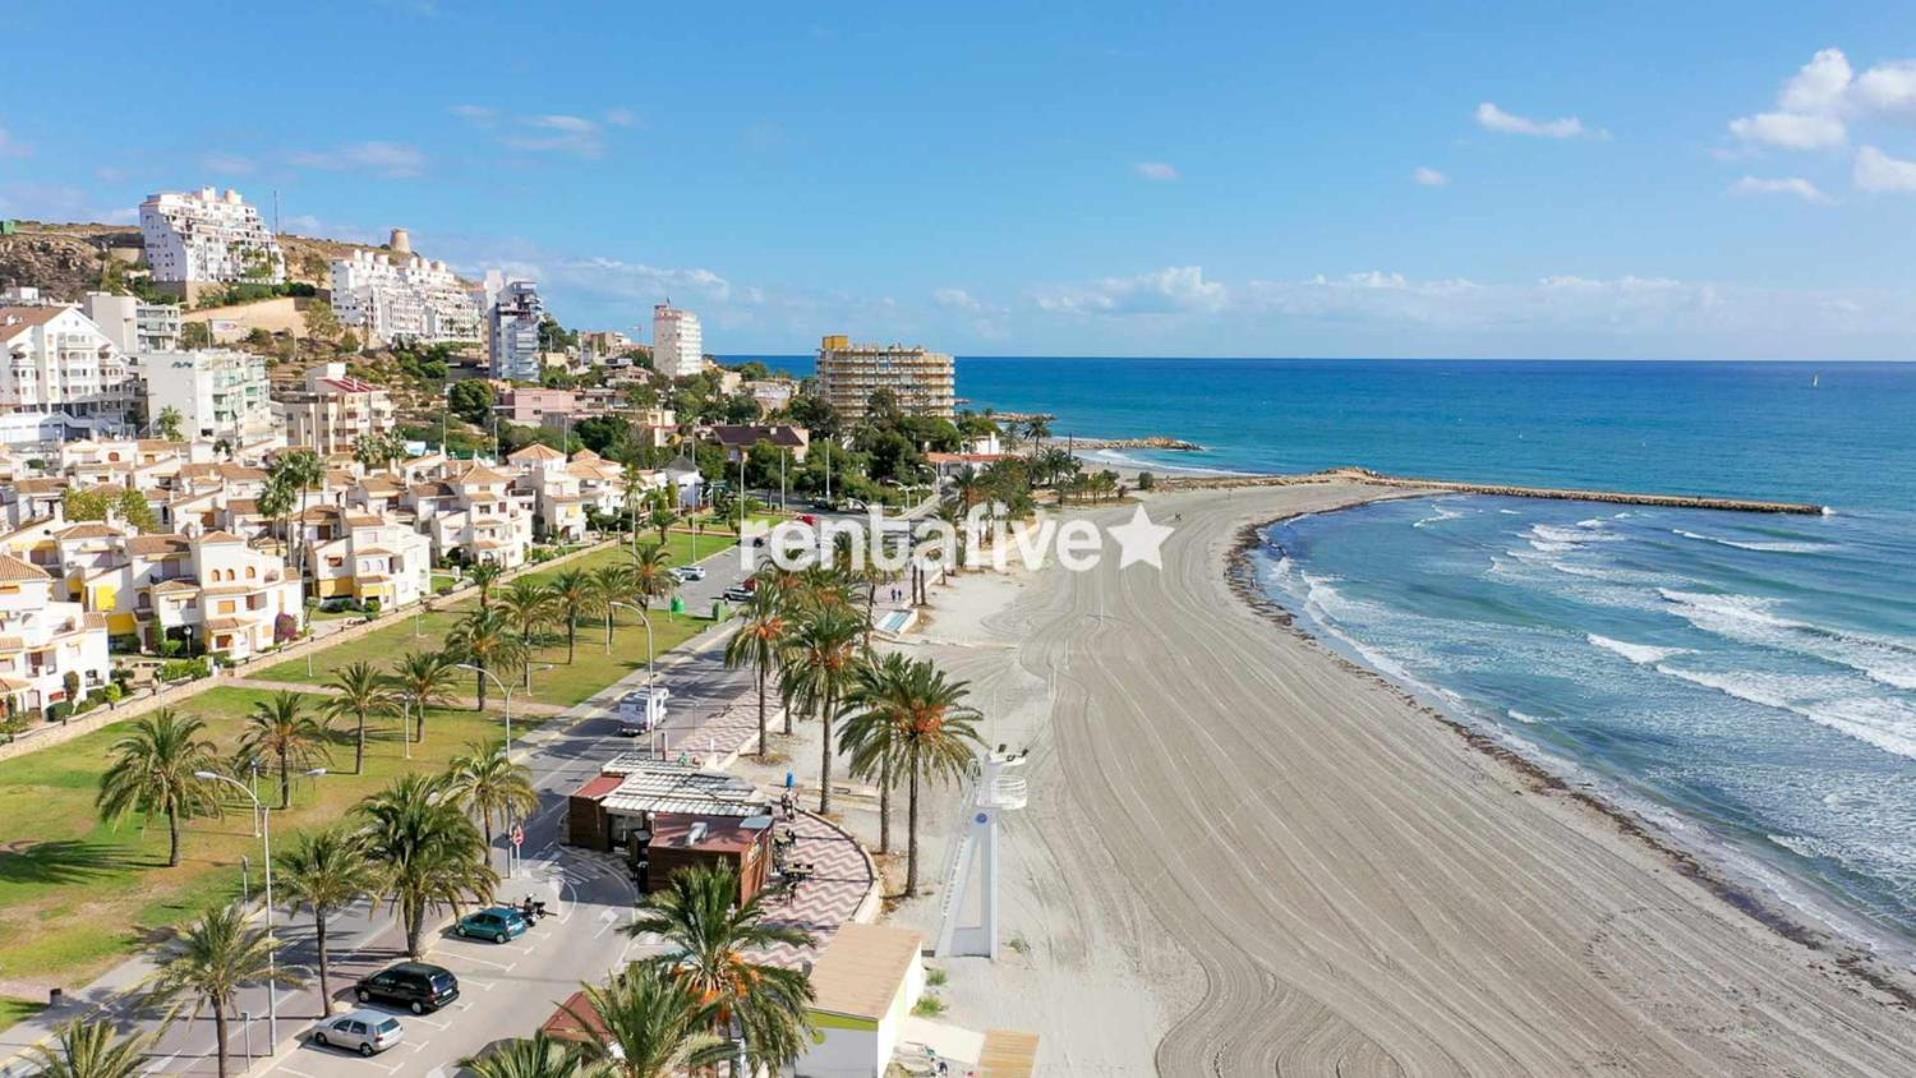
[510,824,525,849]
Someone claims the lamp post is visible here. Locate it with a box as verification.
[455,663,513,749]
[606,601,653,678]
[196,767,328,1043]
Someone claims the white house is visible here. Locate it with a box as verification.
[74,530,303,659]
[298,505,432,611]
[330,249,483,345]
[408,461,534,567]
[0,553,112,719]
[82,292,183,354]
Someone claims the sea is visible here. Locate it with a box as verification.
[735,356,1916,951]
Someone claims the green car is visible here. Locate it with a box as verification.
[454,906,528,943]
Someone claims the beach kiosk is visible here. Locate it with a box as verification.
[796,923,925,1077]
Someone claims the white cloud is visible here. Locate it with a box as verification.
[603,107,638,128]
[933,288,983,311]
[201,152,255,175]
[503,114,605,157]
[1780,47,1854,114]
[1854,60,1916,117]
[1728,111,1846,150]
[290,141,426,178]
[1475,102,1601,139]
[1412,166,1448,186]
[1033,266,1227,316]
[1854,145,1916,192]
[450,104,497,125]
[1729,175,1832,203]
[1134,161,1180,182]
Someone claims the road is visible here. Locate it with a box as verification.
[23,540,762,1078]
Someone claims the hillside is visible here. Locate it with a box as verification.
[0,219,472,303]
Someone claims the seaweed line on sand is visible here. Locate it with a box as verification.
[1224,514,1916,1012]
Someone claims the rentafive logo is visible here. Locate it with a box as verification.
[740,503,1174,574]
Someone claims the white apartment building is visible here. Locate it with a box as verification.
[330,248,483,345]
[487,278,545,381]
[0,306,139,447]
[278,362,396,456]
[652,303,703,378]
[143,349,273,443]
[82,292,183,354]
[73,530,303,659]
[138,188,285,298]
[405,461,534,568]
[0,553,112,718]
[296,505,432,611]
[814,335,955,419]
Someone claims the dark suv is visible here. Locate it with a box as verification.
[353,962,459,1014]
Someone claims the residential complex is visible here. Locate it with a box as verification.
[81,292,183,354]
[0,305,138,447]
[70,528,302,659]
[142,349,274,443]
[652,303,703,378]
[278,362,395,455]
[487,278,545,381]
[297,505,433,611]
[137,187,285,300]
[0,554,111,718]
[330,244,483,345]
[815,335,956,419]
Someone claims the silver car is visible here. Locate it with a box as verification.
[310,1009,405,1056]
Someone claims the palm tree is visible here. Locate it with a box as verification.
[622,865,814,1072]
[562,963,729,1078]
[256,474,296,562]
[145,904,303,1078]
[25,1018,154,1078]
[469,561,506,609]
[725,588,790,747]
[272,450,326,586]
[546,568,599,663]
[323,661,396,774]
[239,691,332,809]
[276,825,378,1016]
[840,653,984,895]
[625,543,675,614]
[497,579,558,690]
[457,1031,583,1078]
[779,603,866,813]
[96,709,222,867]
[153,405,184,442]
[357,773,498,959]
[446,608,527,711]
[386,649,456,744]
[442,739,540,849]
[591,563,635,650]
[645,498,678,547]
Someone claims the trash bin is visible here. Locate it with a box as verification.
[711,600,730,620]
[669,595,685,615]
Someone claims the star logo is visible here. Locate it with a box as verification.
[1106,504,1174,569]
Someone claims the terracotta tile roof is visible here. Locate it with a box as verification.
[456,462,513,484]
[408,481,455,498]
[150,579,200,594]
[569,448,602,461]
[216,464,269,482]
[0,306,66,333]
[125,534,192,556]
[0,554,50,581]
[53,523,124,541]
[12,478,66,495]
[508,444,565,462]
[196,530,245,544]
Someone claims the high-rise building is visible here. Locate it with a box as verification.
[814,335,955,419]
[652,304,704,379]
[142,349,274,443]
[488,279,545,381]
[0,305,139,446]
[138,188,285,301]
[330,243,482,345]
[82,292,182,354]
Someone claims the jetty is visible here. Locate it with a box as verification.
[1157,467,1825,515]
[1064,434,1205,452]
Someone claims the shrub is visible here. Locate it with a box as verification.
[1137,471,1156,491]
[47,701,73,724]
[362,597,382,616]
[108,633,142,654]
[159,638,185,658]
[101,683,124,703]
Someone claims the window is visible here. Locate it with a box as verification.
[218,600,236,615]
[246,566,256,579]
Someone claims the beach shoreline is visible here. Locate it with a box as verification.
[892,480,1916,1075]
[1230,493,1916,1005]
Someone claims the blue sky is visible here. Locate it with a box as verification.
[4,1,1916,359]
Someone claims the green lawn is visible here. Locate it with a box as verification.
[0,686,538,987]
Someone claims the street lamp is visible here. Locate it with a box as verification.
[606,601,653,677]
[455,663,514,749]
[196,767,328,1043]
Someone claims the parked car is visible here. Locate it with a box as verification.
[354,962,458,1014]
[674,565,708,582]
[455,906,529,943]
[722,586,753,603]
[310,1010,404,1056]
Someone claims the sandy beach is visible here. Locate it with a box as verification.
[888,481,1916,1075]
